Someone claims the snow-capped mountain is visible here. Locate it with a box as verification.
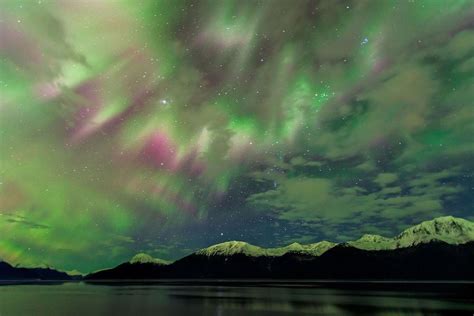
[196,217,474,254]
[86,216,474,280]
[276,241,337,256]
[195,241,268,257]
[348,216,474,250]
[129,253,171,265]
[65,269,84,276]
[15,263,53,269]
[0,260,72,280]
[195,240,336,257]
[394,216,474,248]
[348,234,396,250]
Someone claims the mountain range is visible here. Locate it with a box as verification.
[0,261,72,280]
[2,216,473,280]
[85,216,474,280]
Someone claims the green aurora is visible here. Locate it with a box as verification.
[0,0,473,272]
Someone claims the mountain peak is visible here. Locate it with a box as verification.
[129,253,170,265]
[196,241,266,257]
[196,240,336,257]
[346,216,474,250]
[348,234,395,250]
[293,241,337,255]
[395,216,474,247]
[15,263,53,269]
[281,242,304,252]
[359,234,389,240]
[66,269,84,276]
[193,217,474,257]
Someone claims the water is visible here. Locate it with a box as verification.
[0,281,473,315]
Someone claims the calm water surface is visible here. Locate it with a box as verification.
[0,281,473,315]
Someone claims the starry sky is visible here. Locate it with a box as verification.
[0,0,473,273]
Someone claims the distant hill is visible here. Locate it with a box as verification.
[86,216,474,280]
[86,253,170,280]
[129,253,171,265]
[0,261,72,281]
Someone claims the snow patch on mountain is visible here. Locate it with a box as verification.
[348,234,396,250]
[196,241,266,257]
[15,263,53,269]
[348,216,474,250]
[65,269,84,276]
[196,240,336,257]
[394,216,474,248]
[195,217,474,256]
[275,241,337,256]
[129,253,170,265]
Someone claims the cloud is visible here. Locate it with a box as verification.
[374,173,398,187]
[247,168,464,240]
[1,0,473,272]
[3,215,50,230]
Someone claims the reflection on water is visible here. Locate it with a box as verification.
[0,281,473,315]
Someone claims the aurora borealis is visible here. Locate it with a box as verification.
[0,0,473,273]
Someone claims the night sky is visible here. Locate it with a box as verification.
[1,0,473,273]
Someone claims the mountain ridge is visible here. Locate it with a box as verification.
[84,215,474,280]
[129,253,170,265]
[0,261,72,280]
[3,216,473,280]
[194,216,474,254]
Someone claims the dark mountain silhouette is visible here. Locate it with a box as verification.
[0,261,72,280]
[272,241,474,280]
[85,241,474,280]
[86,262,165,280]
[85,215,474,280]
[4,216,473,281]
